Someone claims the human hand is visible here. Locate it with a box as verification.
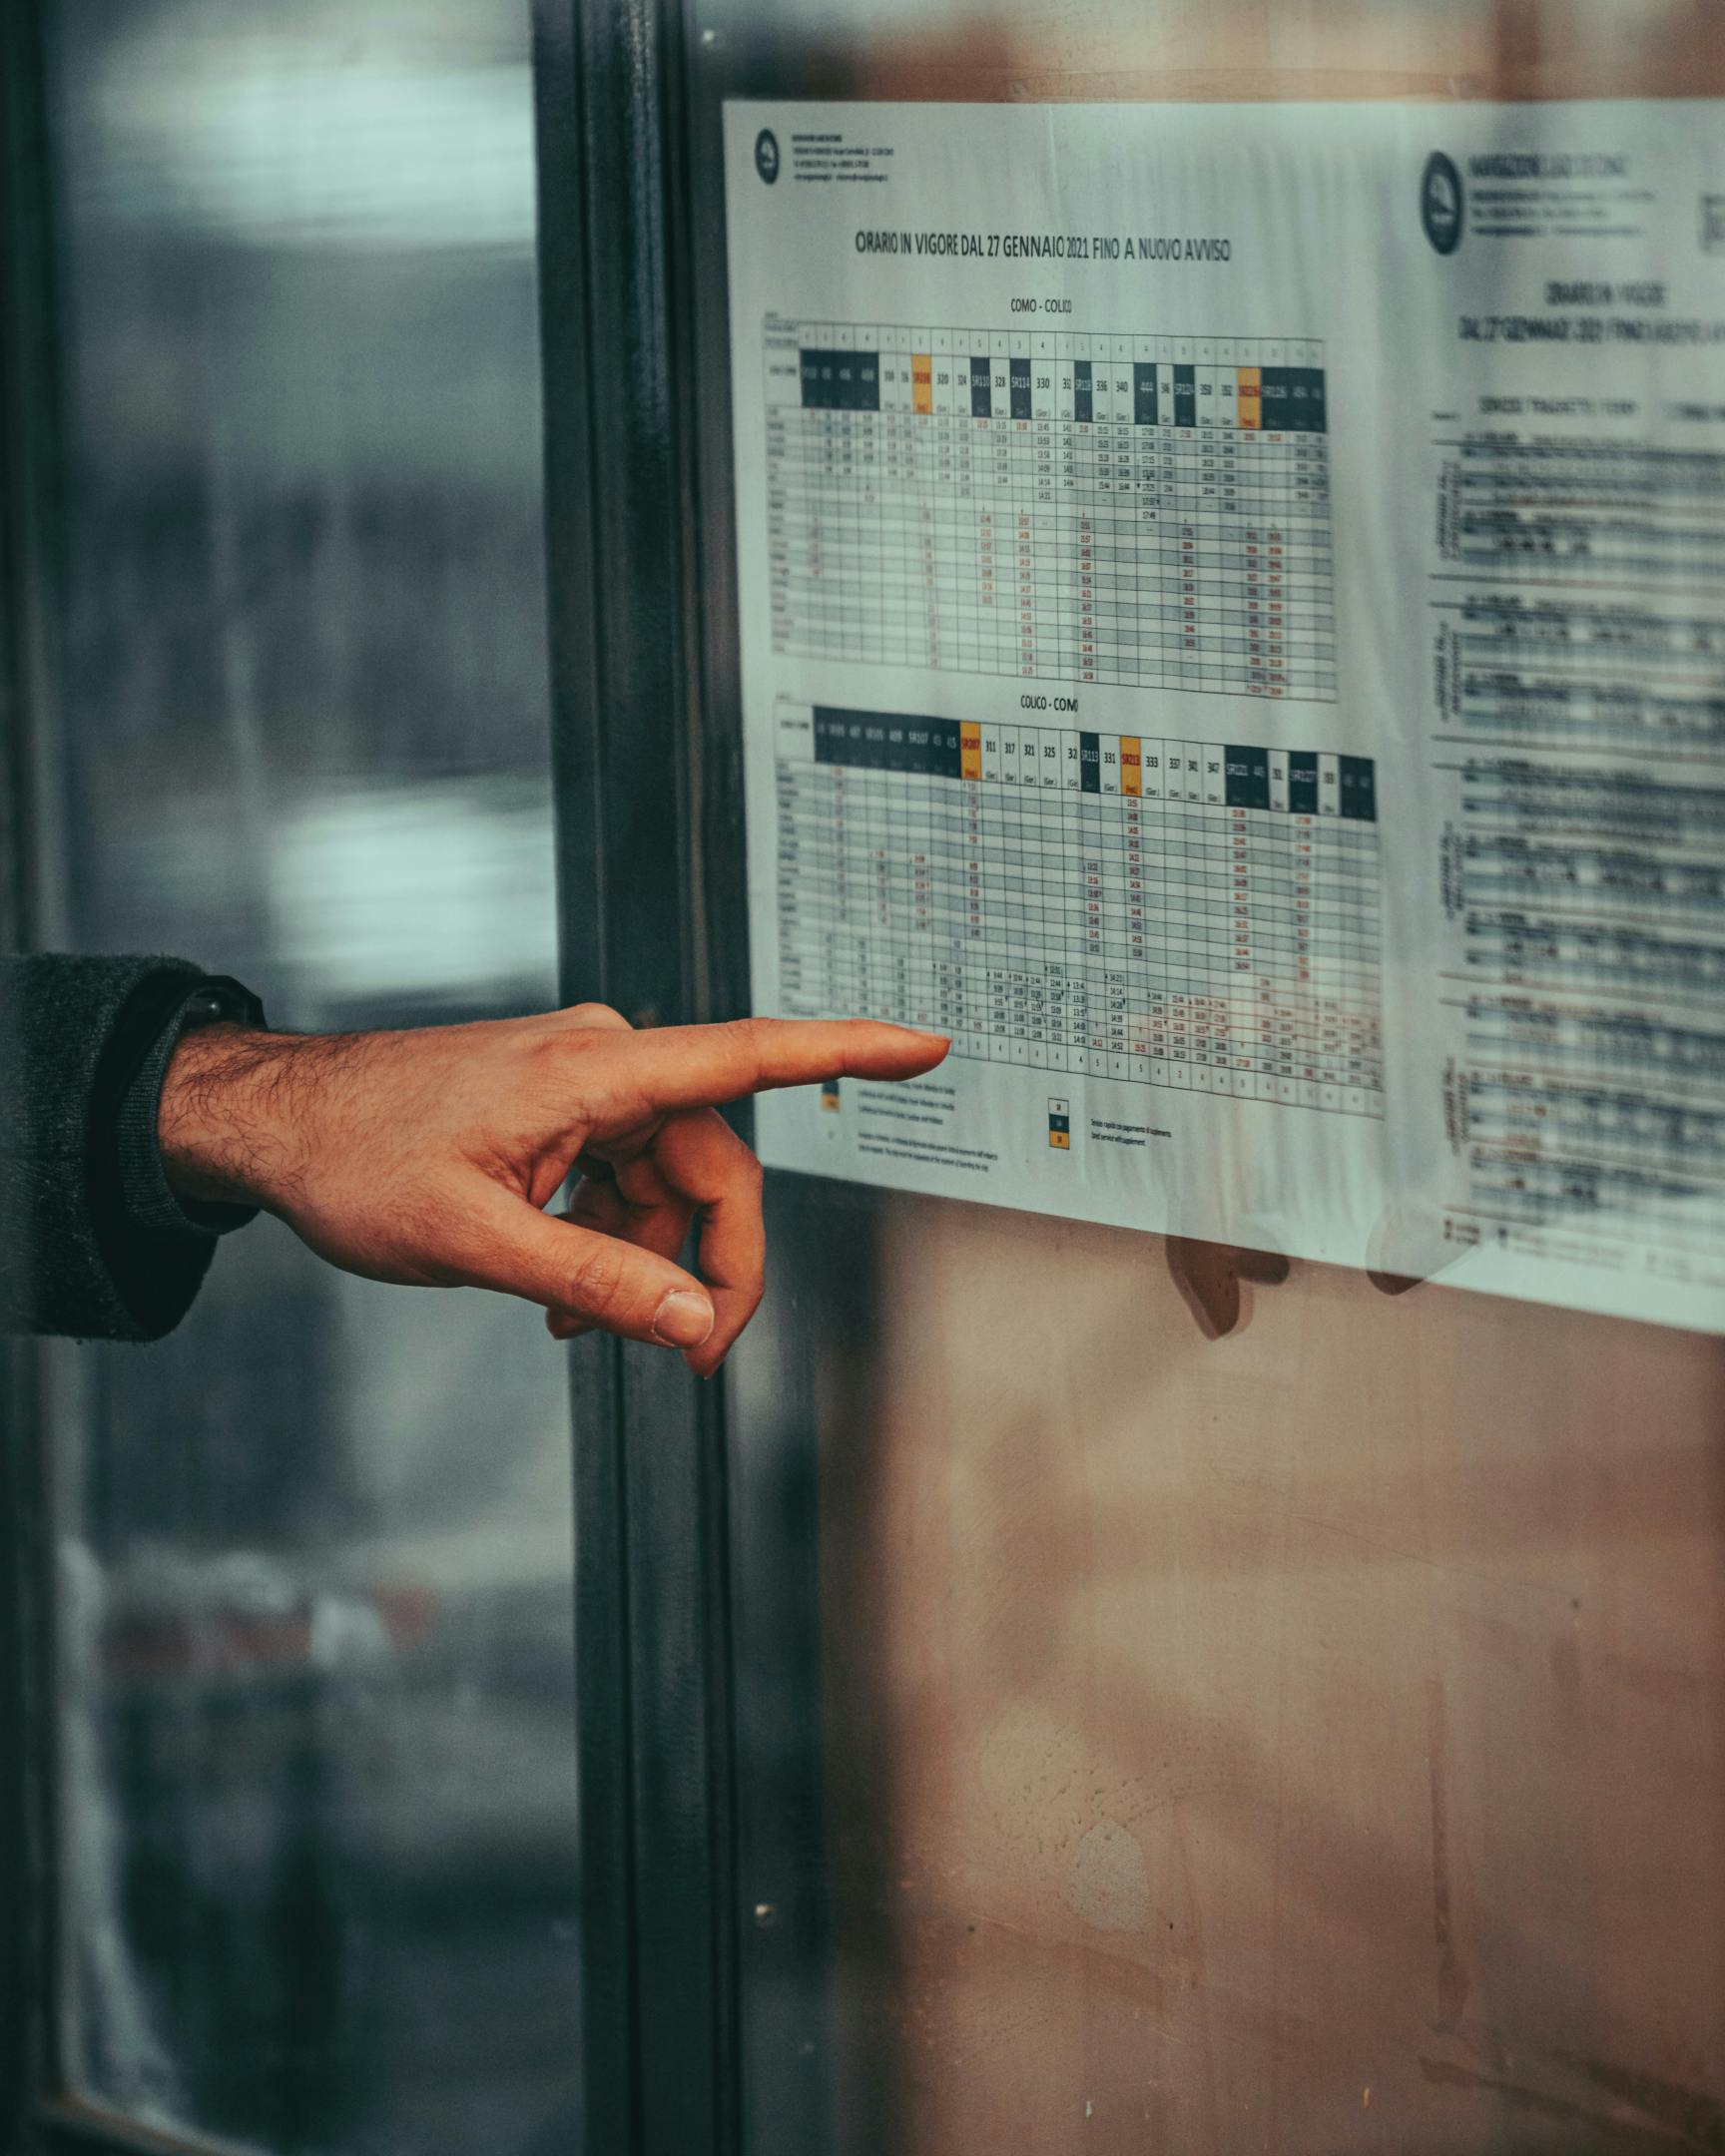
[159,1004,947,1373]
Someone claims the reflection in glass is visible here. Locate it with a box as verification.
[41,2,579,2149]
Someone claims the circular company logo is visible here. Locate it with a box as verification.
[755,128,781,185]
[1422,150,1463,255]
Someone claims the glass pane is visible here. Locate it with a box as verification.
[37,2,580,2149]
[692,3,1725,2150]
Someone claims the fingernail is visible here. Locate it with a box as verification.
[653,1291,714,1348]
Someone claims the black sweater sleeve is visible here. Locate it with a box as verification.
[0,953,263,1342]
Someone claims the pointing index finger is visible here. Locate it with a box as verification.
[599,1017,948,1114]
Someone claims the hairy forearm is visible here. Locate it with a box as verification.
[157,1025,322,1211]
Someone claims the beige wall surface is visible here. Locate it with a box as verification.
[818,1204,1725,2152]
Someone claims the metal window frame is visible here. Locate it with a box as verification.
[2,0,76,2144]
[0,0,188,2141]
[534,3,847,2150]
[532,2,866,2145]
[532,2,742,2152]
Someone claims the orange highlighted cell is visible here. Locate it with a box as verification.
[1237,365,1262,429]
[1120,736,1143,797]
[960,722,983,781]
[911,354,933,415]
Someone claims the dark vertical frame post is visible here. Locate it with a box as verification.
[0,0,51,958]
[0,10,174,2150]
[0,0,58,2144]
[532,2,737,2152]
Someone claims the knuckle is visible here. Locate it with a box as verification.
[568,1239,631,1316]
[534,1024,610,1086]
[568,1000,627,1029]
[727,1014,773,1071]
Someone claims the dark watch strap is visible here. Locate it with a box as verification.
[114,972,269,1240]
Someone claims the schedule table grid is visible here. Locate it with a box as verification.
[774,702,1383,1115]
[765,316,1337,702]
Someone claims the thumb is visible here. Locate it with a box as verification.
[455,1187,715,1349]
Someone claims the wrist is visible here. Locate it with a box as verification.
[158,1025,312,1211]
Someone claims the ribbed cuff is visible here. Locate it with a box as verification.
[115,974,269,1239]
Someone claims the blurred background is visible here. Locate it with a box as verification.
[33,1,579,2148]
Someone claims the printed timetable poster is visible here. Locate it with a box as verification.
[723,99,1725,1335]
